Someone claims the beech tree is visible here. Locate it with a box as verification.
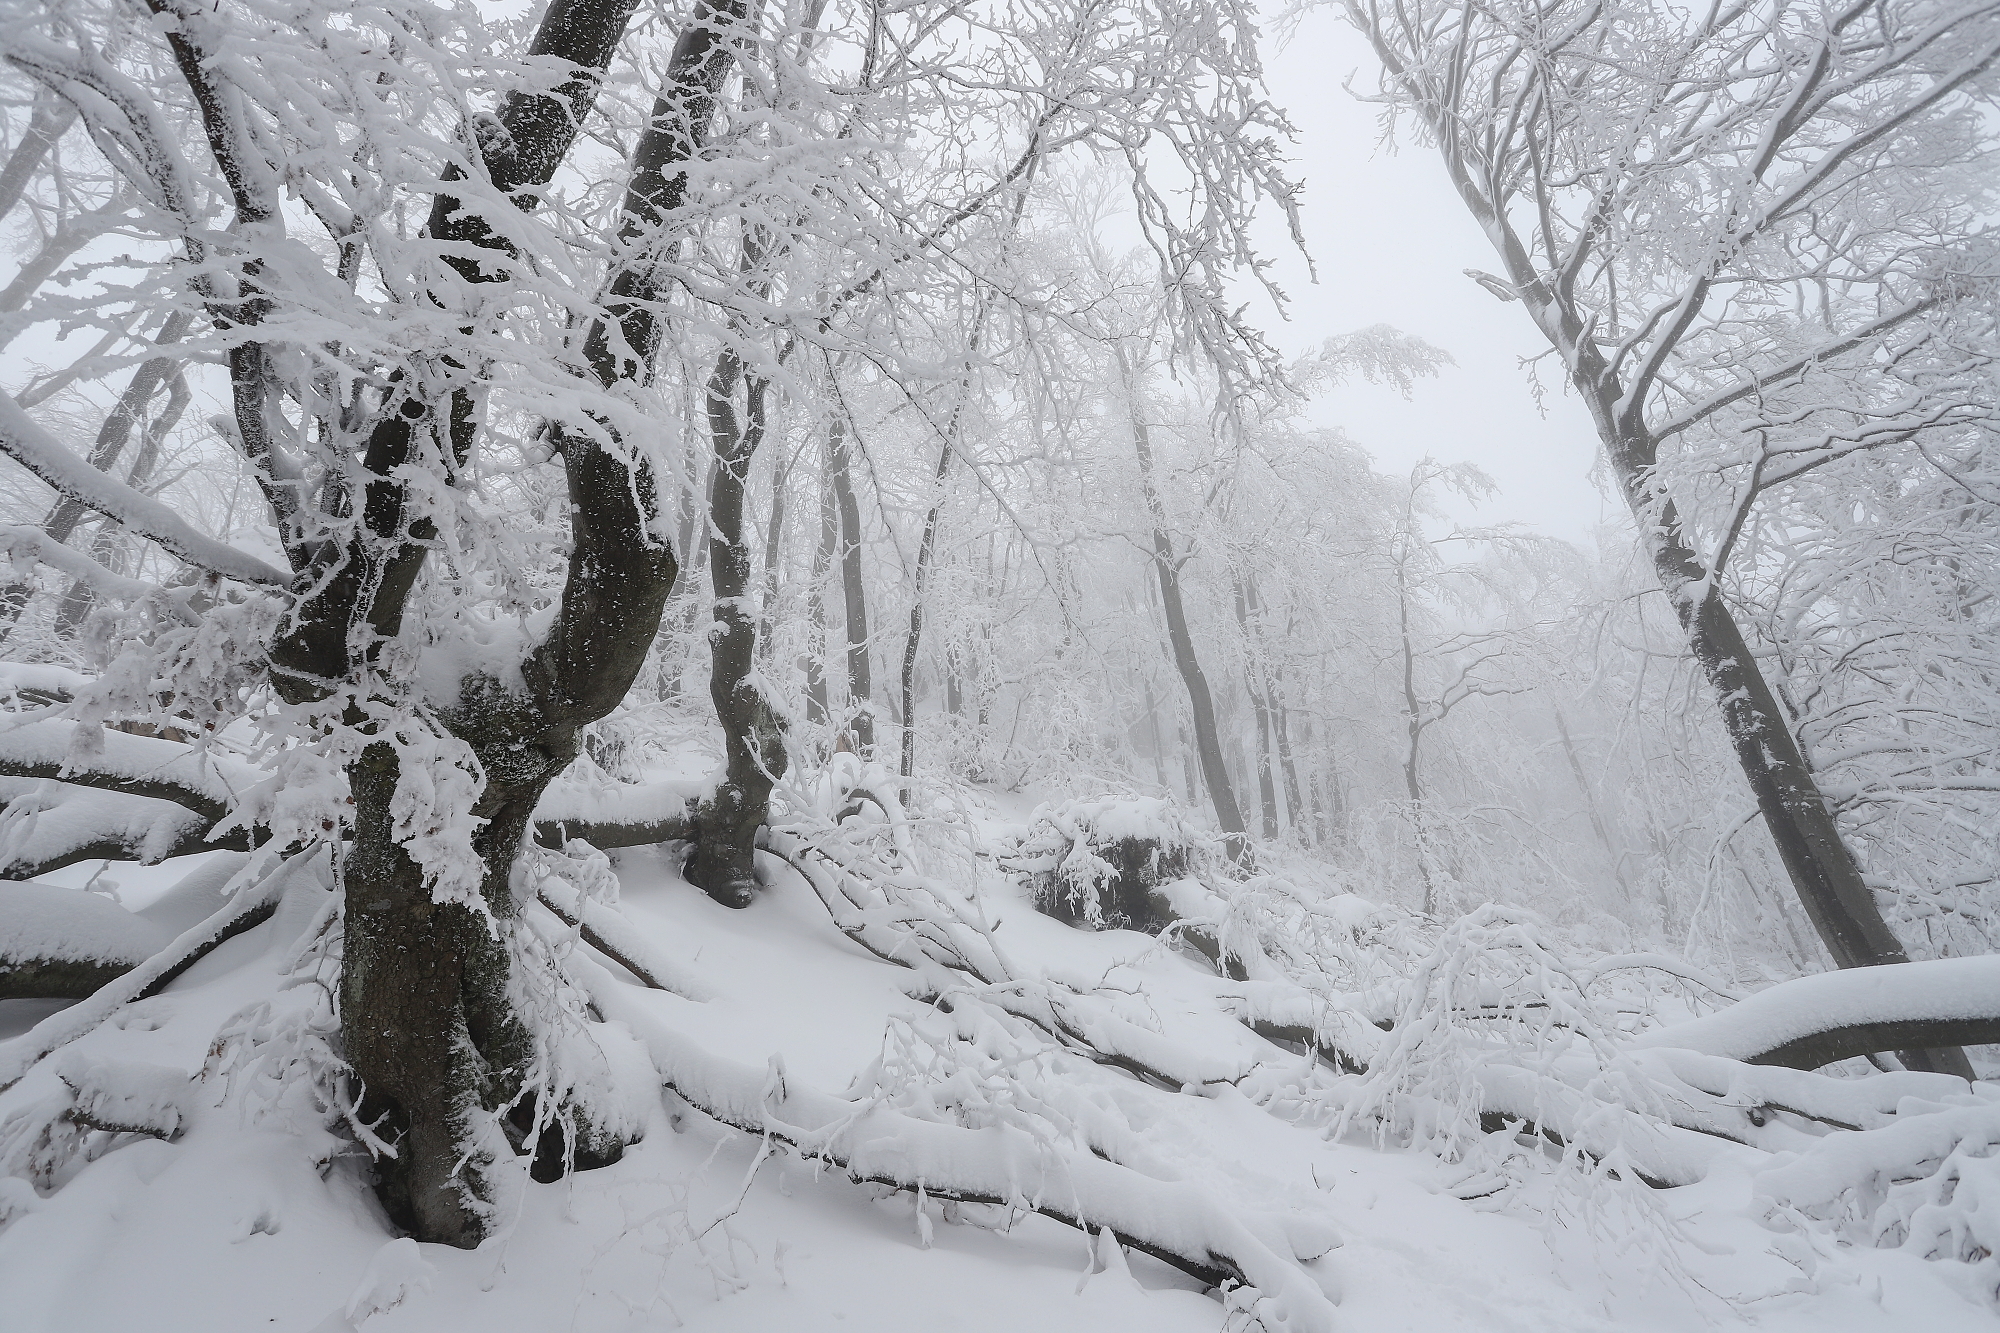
[0,0,1308,1249]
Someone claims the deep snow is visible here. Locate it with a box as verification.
[1,835,1995,1333]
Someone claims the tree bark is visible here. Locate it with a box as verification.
[803,449,838,727]
[289,0,735,1245]
[828,411,875,753]
[686,351,788,906]
[1273,688,1306,839]
[1393,541,1435,912]
[899,422,956,780]
[0,91,75,223]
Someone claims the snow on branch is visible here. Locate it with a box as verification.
[576,956,1342,1333]
[0,393,289,587]
[0,526,194,620]
[531,777,700,849]
[0,719,254,826]
[0,880,169,1000]
[1634,957,2000,1071]
[0,851,307,1090]
[532,878,710,1000]
[0,781,233,881]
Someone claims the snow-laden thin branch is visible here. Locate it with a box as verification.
[0,394,289,587]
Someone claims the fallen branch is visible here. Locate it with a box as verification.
[535,881,709,1001]
[0,783,243,881]
[532,780,700,850]
[0,853,304,1090]
[1633,957,2000,1072]
[0,720,251,826]
[575,955,1342,1333]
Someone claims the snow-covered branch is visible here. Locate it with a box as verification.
[0,394,288,587]
[1635,957,2000,1071]
[0,720,254,827]
[579,957,1343,1332]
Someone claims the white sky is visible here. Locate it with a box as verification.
[1247,13,1624,546]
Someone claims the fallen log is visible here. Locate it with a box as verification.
[1633,956,2000,1073]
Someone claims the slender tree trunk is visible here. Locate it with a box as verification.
[1141,676,1171,791]
[1273,691,1305,839]
[0,92,75,224]
[1345,23,1975,1073]
[1122,359,1246,863]
[687,352,788,906]
[1233,576,1279,840]
[1393,547,1435,912]
[1553,707,1626,892]
[828,411,874,753]
[756,451,788,666]
[803,450,837,728]
[899,422,956,780]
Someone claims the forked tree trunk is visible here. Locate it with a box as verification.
[265,0,743,1244]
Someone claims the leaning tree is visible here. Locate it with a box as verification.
[1335,0,2000,1075]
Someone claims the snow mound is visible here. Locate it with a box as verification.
[0,882,167,968]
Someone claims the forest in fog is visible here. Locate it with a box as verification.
[0,0,1995,1327]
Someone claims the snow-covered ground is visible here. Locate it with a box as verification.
[1,833,1995,1333]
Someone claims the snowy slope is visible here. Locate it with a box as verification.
[0,842,1995,1333]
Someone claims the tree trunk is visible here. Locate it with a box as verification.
[1614,451,1973,1080]
[283,0,737,1245]
[804,448,838,728]
[899,425,956,780]
[1394,546,1435,912]
[1273,691,1305,839]
[0,91,75,223]
[340,742,526,1244]
[1122,361,1246,863]
[1234,575,1280,840]
[686,352,788,906]
[828,411,874,753]
[757,450,788,667]
[1553,707,1626,893]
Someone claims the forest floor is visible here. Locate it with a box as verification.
[0,800,1993,1333]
